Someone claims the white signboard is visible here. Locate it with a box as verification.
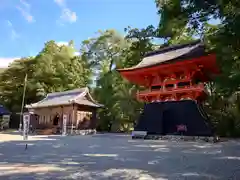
[62,114,67,136]
[23,114,30,140]
[1,115,10,129]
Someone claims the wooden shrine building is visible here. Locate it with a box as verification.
[26,87,103,134]
[118,40,220,137]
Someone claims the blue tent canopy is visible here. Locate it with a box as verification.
[0,105,10,115]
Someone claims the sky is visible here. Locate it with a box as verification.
[0,0,159,67]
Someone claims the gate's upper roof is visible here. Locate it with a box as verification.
[118,40,206,71]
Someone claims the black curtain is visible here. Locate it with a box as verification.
[135,100,213,136]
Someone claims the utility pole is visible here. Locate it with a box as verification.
[19,74,28,132]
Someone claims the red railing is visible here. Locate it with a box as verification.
[137,84,207,96]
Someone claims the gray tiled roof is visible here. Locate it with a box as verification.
[118,40,205,71]
[26,87,102,108]
[75,97,103,108]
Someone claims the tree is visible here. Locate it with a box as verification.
[82,29,147,132]
[82,30,128,131]
[0,68,5,74]
[0,57,36,111]
[0,41,92,112]
[122,25,157,68]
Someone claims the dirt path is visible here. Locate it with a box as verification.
[0,132,58,142]
[0,133,240,179]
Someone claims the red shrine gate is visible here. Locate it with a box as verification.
[118,41,220,137]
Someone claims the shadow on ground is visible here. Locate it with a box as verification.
[0,133,240,179]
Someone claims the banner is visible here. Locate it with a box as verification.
[1,115,10,129]
[62,114,67,136]
[23,114,30,140]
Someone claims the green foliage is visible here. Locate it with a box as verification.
[82,30,144,131]
[0,41,92,112]
[0,68,5,74]
[123,25,157,68]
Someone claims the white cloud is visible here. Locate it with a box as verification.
[17,0,35,23]
[20,0,30,9]
[56,41,80,56]
[17,7,34,23]
[60,8,77,23]
[7,20,13,27]
[54,0,77,24]
[74,52,80,56]
[6,20,20,40]
[0,57,19,68]
[10,29,20,40]
[57,41,69,46]
[54,0,65,7]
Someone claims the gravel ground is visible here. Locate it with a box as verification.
[0,133,240,180]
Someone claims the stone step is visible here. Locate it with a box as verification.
[132,134,220,143]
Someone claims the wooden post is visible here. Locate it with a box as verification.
[61,106,63,134]
[71,104,74,135]
[19,74,28,132]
